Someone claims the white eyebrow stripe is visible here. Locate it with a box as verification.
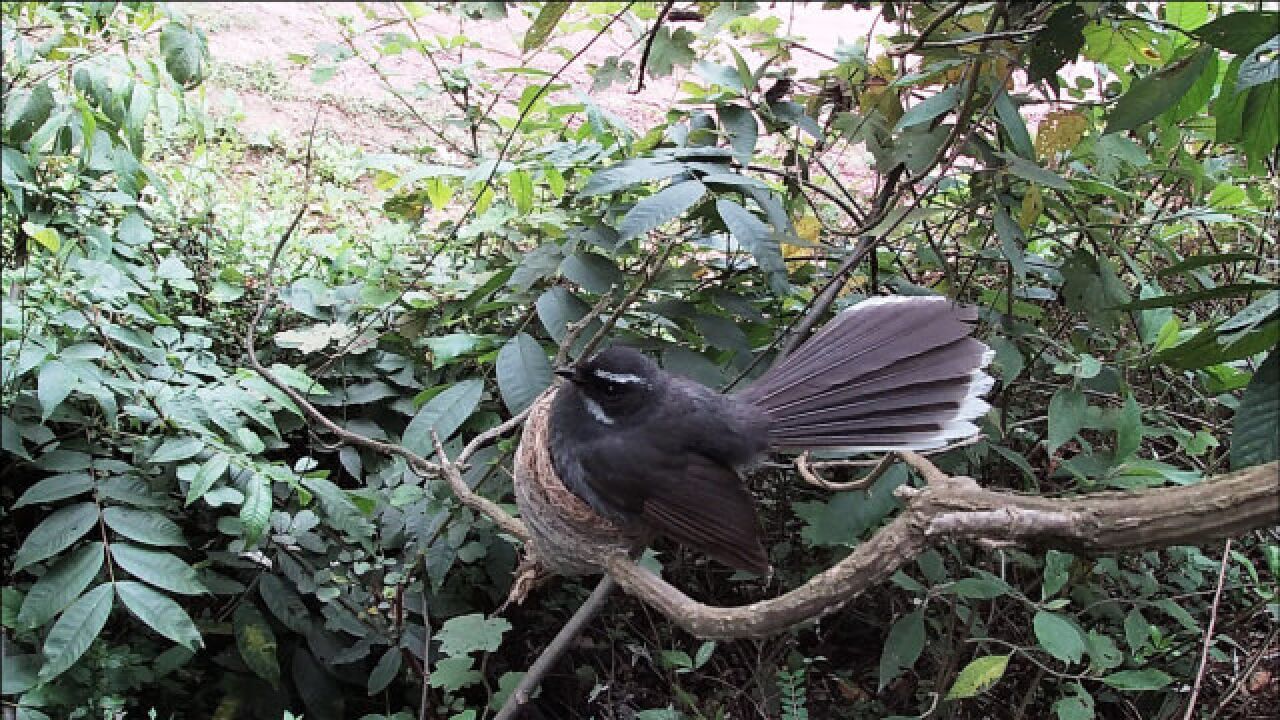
[583,397,615,425]
[593,370,648,385]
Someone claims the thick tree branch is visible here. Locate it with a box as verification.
[602,459,1279,640]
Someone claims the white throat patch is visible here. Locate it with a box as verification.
[593,369,648,386]
[583,396,615,425]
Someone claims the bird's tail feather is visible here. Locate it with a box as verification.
[738,296,993,452]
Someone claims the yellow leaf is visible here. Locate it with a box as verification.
[794,215,822,243]
[1035,110,1088,160]
[1019,186,1043,230]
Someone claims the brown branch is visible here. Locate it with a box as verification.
[602,459,1279,639]
[632,1,675,95]
[1184,538,1232,719]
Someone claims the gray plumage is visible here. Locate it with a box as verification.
[549,295,993,574]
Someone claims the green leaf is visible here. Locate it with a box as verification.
[37,359,76,422]
[507,170,534,214]
[103,507,186,547]
[994,90,1034,159]
[300,476,375,537]
[1034,610,1085,665]
[993,204,1028,280]
[259,574,311,634]
[496,333,553,414]
[1,652,39,695]
[4,82,54,144]
[436,613,512,656]
[240,473,272,546]
[186,452,231,506]
[579,159,684,196]
[1104,48,1214,134]
[946,654,1010,699]
[617,179,707,242]
[115,581,203,651]
[14,472,94,508]
[38,583,113,682]
[403,379,484,457]
[368,647,402,695]
[947,573,1013,600]
[150,436,205,463]
[17,542,104,630]
[12,502,99,573]
[716,198,789,295]
[522,1,569,53]
[1165,2,1207,31]
[1231,350,1279,469]
[1192,12,1279,54]
[895,85,959,132]
[1115,394,1143,462]
[111,543,207,595]
[234,602,280,685]
[160,23,208,88]
[718,104,758,161]
[430,655,482,691]
[997,151,1071,190]
[425,333,489,369]
[1047,387,1086,454]
[1100,668,1173,690]
[1053,684,1095,720]
[878,609,925,690]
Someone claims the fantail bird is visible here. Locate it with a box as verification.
[549,295,993,575]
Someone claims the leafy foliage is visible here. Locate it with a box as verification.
[2,1,1277,718]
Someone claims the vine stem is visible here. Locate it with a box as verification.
[1183,538,1232,719]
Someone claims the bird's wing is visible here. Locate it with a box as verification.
[576,431,769,573]
[639,454,770,574]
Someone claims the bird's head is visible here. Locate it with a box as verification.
[555,346,659,426]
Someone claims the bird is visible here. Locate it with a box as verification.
[548,295,993,575]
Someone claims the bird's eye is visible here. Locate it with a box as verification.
[603,382,623,397]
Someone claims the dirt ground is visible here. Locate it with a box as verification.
[184,2,879,158]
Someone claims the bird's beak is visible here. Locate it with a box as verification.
[554,366,577,382]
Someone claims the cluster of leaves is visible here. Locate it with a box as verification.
[2,2,1277,719]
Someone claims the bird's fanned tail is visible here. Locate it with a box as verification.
[738,296,993,452]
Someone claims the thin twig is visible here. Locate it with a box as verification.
[493,576,618,720]
[795,451,896,491]
[1184,538,1233,720]
[632,0,675,94]
[887,1,966,58]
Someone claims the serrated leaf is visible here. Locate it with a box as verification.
[1232,350,1279,469]
[186,452,231,506]
[496,333,552,413]
[14,472,94,508]
[878,610,925,690]
[103,507,186,547]
[37,359,76,422]
[17,542,104,629]
[716,198,789,295]
[39,583,113,682]
[150,436,205,463]
[718,104,758,161]
[430,655,482,691]
[300,476,375,537]
[1042,550,1074,599]
[1034,610,1085,665]
[1100,668,1173,690]
[115,581,203,651]
[234,602,280,685]
[1104,48,1213,134]
[259,574,311,634]
[617,179,706,242]
[240,472,272,546]
[12,502,99,572]
[111,543,206,595]
[523,2,569,53]
[579,159,684,196]
[436,613,512,656]
[403,379,484,457]
[946,654,1010,699]
[368,647,402,695]
[1047,387,1086,454]
[160,23,208,88]
[4,82,54,143]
